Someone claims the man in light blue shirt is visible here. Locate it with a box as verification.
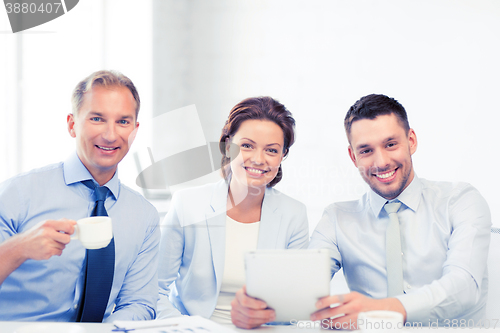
[309,94,491,327]
[0,70,160,321]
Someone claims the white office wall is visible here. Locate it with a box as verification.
[1,0,498,228]
[0,0,152,184]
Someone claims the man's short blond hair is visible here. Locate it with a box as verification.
[71,70,140,117]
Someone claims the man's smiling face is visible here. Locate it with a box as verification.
[67,85,139,185]
[347,113,417,200]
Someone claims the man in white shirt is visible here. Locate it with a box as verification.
[230,94,491,329]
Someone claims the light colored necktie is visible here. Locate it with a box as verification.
[384,201,403,297]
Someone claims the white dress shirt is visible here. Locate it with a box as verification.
[309,175,491,324]
[211,216,260,323]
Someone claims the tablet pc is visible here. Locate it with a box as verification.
[245,249,331,322]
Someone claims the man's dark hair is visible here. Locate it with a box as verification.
[344,94,410,141]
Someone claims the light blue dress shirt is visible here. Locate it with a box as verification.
[0,152,160,322]
[310,175,491,324]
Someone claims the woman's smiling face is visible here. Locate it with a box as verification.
[228,119,285,189]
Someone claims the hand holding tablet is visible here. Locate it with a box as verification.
[231,286,276,329]
[244,249,331,323]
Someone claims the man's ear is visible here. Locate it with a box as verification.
[128,122,140,146]
[67,114,76,138]
[348,145,358,167]
[408,128,418,155]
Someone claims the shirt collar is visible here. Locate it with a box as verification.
[63,151,120,199]
[369,174,422,217]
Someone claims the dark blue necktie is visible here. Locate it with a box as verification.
[77,180,115,322]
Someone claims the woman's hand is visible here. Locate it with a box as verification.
[231,285,276,329]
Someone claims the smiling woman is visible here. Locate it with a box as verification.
[227,119,284,197]
[157,96,309,327]
[219,97,295,189]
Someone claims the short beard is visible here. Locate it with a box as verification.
[363,162,412,200]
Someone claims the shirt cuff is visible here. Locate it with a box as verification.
[396,292,431,325]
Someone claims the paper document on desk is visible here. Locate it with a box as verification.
[113,315,237,333]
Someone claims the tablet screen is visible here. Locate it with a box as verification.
[245,249,331,322]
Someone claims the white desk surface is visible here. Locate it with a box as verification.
[2,321,500,333]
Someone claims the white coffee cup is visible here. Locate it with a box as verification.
[71,216,112,249]
[358,310,404,332]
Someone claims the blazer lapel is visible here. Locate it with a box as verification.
[205,179,229,291]
[257,187,283,249]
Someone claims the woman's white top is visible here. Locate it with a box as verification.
[210,215,260,324]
